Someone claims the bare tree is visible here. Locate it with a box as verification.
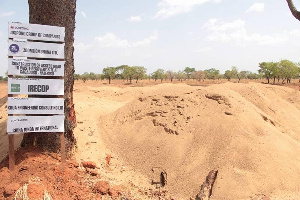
[286,0,300,21]
[22,0,77,154]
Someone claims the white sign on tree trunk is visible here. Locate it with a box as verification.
[7,22,66,138]
[7,115,65,134]
[8,78,64,95]
[8,22,65,42]
[8,58,64,76]
[7,97,64,114]
[8,40,64,59]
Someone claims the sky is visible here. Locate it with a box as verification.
[1,0,300,76]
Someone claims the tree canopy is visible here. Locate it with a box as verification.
[74,59,299,85]
[103,67,117,84]
[152,69,165,82]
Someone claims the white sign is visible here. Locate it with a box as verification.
[8,40,64,59]
[7,98,64,114]
[7,115,65,134]
[8,58,64,76]
[8,78,64,95]
[8,22,65,42]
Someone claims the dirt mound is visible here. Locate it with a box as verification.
[1,81,300,199]
[99,82,300,199]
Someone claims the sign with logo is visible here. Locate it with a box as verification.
[7,97,64,114]
[10,84,20,92]
[9,43,19,53]
[7,22,66,138]
[8,58,64,76]
[8,22,65,42]
[8,40,64,59]
[7,115,65,133]
[8,78,64,95]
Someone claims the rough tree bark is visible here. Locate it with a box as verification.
[21,0,77,154]
[286,0,300,21]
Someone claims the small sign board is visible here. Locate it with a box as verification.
[8,22,65,42]
[8,58,64,76]
[8,40,64,59]
[7,97,64,114]
[8,78,64,95]
[7,115,65,134]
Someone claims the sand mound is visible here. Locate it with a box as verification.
[99,82,300,199]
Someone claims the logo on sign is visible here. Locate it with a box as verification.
[11,84,20,92]
[9,44,19,54]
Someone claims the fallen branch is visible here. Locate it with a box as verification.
[196,170,218,200]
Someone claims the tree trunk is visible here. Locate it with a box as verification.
[22,0,77,155]
[108,77,111,84]
[286,0,300,21]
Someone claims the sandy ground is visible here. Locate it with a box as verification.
[96,81,300,199]
[0,79,300,199]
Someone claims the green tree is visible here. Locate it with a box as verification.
[258,62,273,84]
[115,65,129,79]
[122,66,136,83]
[88,72,96,81]
[239,71,251,80]
[81,72,89,83]
[184,67,196,79]
[270,62,280,84]
[231,67,238,80]
[152,69,165,82]
[133,66,146,83]
[279,59,299,83]
[231,66,247,83]
[258,61,293,84]
[224,70,233,81]
[74,73,80,81]
[247,72,260,79]
[103,67,117,84]
[176,70,186,82]
[204,68,220,80]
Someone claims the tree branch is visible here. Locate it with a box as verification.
[286,0,300,21]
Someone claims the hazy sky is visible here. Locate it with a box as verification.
[1,0,300,76]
